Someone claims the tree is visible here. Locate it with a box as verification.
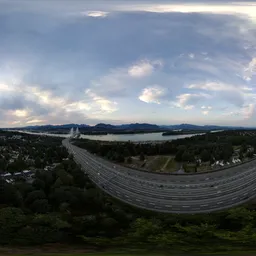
[0,207,26,244]
[182,151,194,162]
[0,181,22,207]
[30,199,50,213]
[225,207,254,231]
[35,156,43,168]
[57,169,74,186]
[239,149,244,160]
[25,190,46,206]
[240,143,248,154]
[117,154,125,163]
[124,148,131,157]
[175,146,186,162]
[32,178,46,191]
[139,152,145,161]
[127,157,132,164]
[200,149,211,162]
[128,218,161,244]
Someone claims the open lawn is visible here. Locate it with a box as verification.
[147,156,169,171]
[164,157,177,172]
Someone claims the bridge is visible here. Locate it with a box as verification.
[69,127,81,139]
[62,138,256,214]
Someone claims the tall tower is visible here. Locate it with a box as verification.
[75,127,81,138]
[70,128,74,138]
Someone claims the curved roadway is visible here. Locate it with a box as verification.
[62,139,256,214]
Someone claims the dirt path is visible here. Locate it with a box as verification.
[162,157,172,170]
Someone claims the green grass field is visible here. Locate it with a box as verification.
[164,157,177,172]
[148,156,169,171]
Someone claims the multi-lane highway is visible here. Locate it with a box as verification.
[62,138,256,214]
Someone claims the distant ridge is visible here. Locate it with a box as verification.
[159,123,247,131]
[6,122,254,131]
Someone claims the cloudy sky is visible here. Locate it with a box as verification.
[0,0,256,127]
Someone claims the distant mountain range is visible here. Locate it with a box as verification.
[159,124,248,131]
[7,123,254,132]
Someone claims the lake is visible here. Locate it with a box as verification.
[19,131,204,142]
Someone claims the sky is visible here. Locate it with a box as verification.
[0,0,256,127]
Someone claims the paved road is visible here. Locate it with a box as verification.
[62,139,256,214]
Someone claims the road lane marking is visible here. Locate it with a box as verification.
[149,202,155,205]
[182,206,190,208]
[217,201,223,205]
[200,204,208,207]
[135,199,141,202]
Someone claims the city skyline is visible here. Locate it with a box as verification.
[0,0,255,127]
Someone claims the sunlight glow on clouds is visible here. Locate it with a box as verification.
[128,60,163,78]
[83,11,108,18]
[202,110,209,115]
[85,89,118,114]
[117,3,256,21]
[13,109,29,118]
[139,86,167,104]
[26,119,46,124]
[174,93,211,110]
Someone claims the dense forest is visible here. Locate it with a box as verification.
[74,131,256,164]
[0,132,68,173]
[1,131,256,252]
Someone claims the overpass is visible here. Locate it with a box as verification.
[62,138,256,214]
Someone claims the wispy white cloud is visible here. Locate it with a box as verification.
[14,109,29,117]
[128,60,162,78]
[65,101,91,113]
[26,119,46,124]
[187,82,235,91]
[201,106,212,110]
[222,103,255,119]
[85,89,118,113]
[0,83,14,92]
[187,80,256,109]
[116,3,256,21]
[244,57,256,81]
[188,53,195,59]
[173,93,211,110]
[83,11,108,18]
[139,85,167,104]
